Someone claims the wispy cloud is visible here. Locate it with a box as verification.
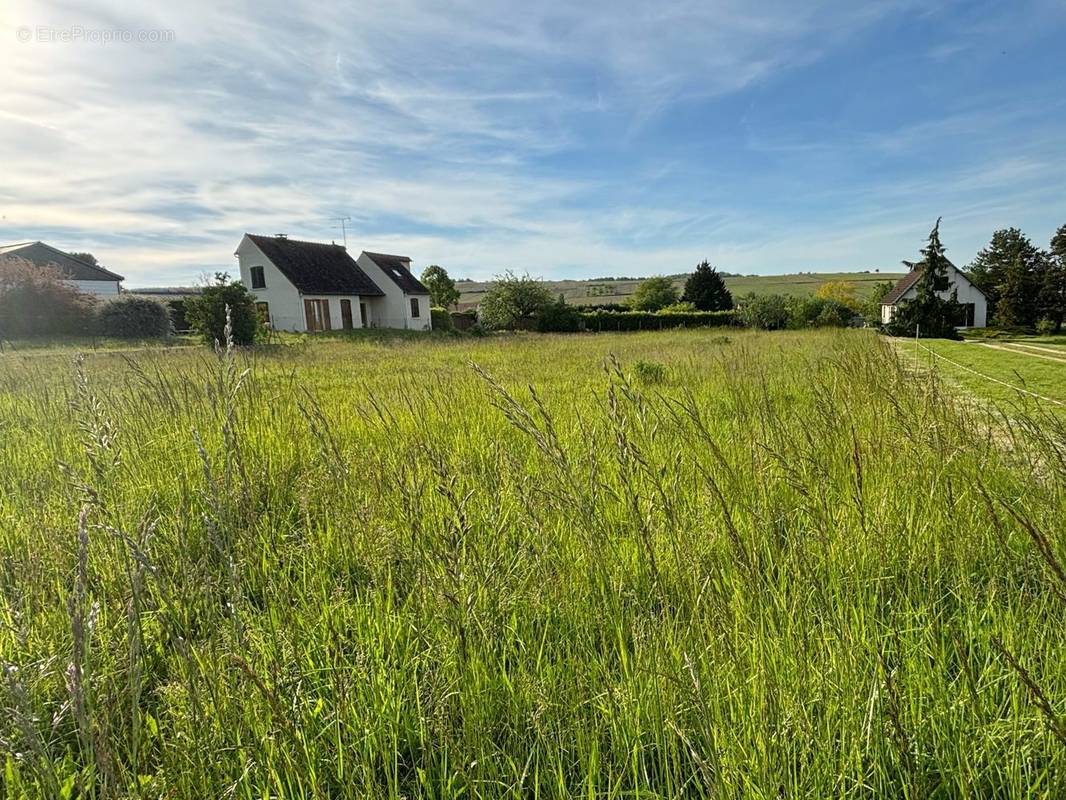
[0,0,1064,283]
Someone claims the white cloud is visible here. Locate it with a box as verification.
[0,0,1063,284]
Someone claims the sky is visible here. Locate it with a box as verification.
[1,1,1064,287]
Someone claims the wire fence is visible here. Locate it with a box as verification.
[912,339,1066,408]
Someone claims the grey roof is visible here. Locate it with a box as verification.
[362,252,430,295]
[247,235,384,296]
[0,241,124,281]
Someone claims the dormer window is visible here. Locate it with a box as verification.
[250,265,266,289]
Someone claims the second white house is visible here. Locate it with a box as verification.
[234,234,432,332]
[880,259,987,329]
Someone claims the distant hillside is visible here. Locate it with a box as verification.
[456,271,905,308]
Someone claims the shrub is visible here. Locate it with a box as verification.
[479,272,554,329]
[0,256,97,338]
[787,297,854,329]
[184,273,260,346]
[1036,318,1056,336]
[631,360,666,385]
[629,276,679,311]
[737,294,789,330]
[536,297,583,332]
[580,310,735,332]
[660,301,698,313]
[430,306,454,332]
[95,296,173,338]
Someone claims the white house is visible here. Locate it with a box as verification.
[880,259,987,329]
[234,234,431,332]
[0,241,124,295]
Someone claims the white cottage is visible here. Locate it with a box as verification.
[0,241,124,295]
[234,234,432,332]
[880,260,987,329]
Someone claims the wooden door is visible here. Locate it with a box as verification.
[304,299,317,332]
[321,300,332,330]
[341,299,353,329]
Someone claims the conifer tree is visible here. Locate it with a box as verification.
[888,218,962,339]
[682,260,734,311]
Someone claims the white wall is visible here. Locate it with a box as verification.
[881,265,987,328]
[235,236,306,331]
[355,253,432,331]
[68,279,120,296]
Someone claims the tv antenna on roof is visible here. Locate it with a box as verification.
[332,216,352,249]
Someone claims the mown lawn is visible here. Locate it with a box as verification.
[1,329,1065,798]
[901,337,1066,410]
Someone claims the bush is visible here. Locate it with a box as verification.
[660,301,698,313]
[738,294,789,330]
[787,296,855,329]
[631,360,666,385]
[430,306,454,332]
[536,297,583,332]
[629,276,679,311]
[581,310,735,331]
[0,256,97,338]
[1036,318,1056,336]
[480,272,554,329]
[95,296,173,338]
[184,274,260,346]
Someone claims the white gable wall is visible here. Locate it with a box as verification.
[881,264,987,328]
[355,253,432,330]
[236,236,306,331]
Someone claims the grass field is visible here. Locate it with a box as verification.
[2,329,1066,797]
[904,337,1066,410]
[457,271,906,307]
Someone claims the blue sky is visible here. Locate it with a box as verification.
[1,0,1064,286]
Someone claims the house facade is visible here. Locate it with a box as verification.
[234,234,431,332]
[880,260,987,329]
[355,252,431,330]
[0,241,124,295]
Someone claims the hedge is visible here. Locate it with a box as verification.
[95,296,173,338]
[430,307,454,332]
[580,310,736,332]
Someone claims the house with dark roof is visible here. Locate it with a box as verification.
[0,241,124,295]
[234,234,431,332]
[355,252,431,330]
[880,259,987,329]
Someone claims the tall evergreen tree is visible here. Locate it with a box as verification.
[682,260,734,311]
[888,218,962,339]
[994,254,1032,329]
[967,227,1043,325]
[1040,224,1066,331]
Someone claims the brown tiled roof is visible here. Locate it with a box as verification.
[362,252,430,295]
[247,235,384,296]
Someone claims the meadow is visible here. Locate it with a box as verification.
[1,328,1065,798]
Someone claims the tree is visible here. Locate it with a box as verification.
[862,279,897,327]
[814,280,860,312]
[69,252,98,266]
[887,219,962,339]
[421,264,460,309]
[478,271,553,329]
[993,254,1033,329]
[629,276,679,311]
[682,261,733,311]
[1038,224,1066,332]
[0,256,97,338]
[184,272,260,346]
[968,228,1044,326]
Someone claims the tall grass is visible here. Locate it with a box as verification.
[1,328,1064,798]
